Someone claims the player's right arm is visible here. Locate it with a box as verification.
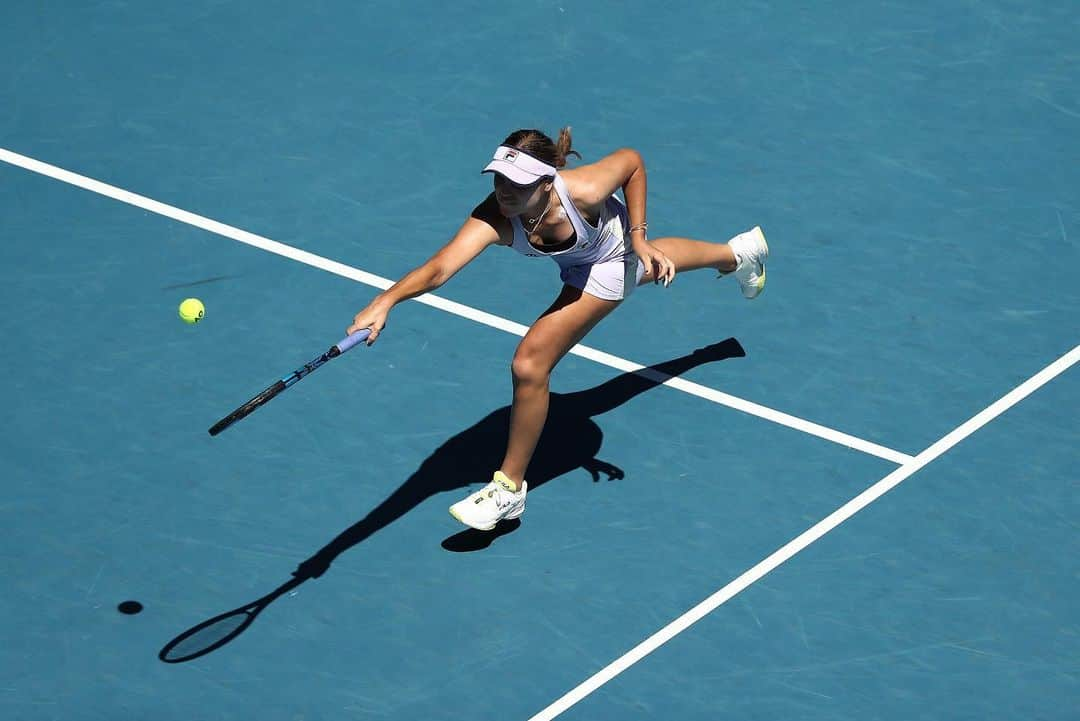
[347,193,509,343]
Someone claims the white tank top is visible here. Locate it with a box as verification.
[506,173,632,268]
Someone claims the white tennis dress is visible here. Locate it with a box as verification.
[505,174,645,301]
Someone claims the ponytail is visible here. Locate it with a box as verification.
[501,126,582,170]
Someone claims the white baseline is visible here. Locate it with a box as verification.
[0,147,911,464]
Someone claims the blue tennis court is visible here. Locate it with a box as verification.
[2,2,1077,719]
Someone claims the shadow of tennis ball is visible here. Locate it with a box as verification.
[118,601,144,615]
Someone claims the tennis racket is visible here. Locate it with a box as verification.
[208,329,372,436]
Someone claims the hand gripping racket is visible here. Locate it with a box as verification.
[208,329,371,436]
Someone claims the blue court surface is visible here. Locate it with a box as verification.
[2,2,1077,720]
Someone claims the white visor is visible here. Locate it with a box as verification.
[481,145,557,185]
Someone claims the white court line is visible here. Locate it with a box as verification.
[527,344,1079,721]
[0,147,911,465]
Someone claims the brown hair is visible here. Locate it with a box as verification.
[501,127,582,170]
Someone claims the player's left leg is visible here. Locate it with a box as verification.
[642,226,769,299]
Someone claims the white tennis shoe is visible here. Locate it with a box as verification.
[449,471,527,531]
[726,226,769,299]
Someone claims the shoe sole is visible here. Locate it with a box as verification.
[752,226,770,256]
[448,503,525,532]
[448,506,496,531]
[744,226,768,299]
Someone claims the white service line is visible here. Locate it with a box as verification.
[1,146,911,464]
[527,343,1080,721]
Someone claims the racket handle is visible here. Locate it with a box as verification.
[333,329,372,355]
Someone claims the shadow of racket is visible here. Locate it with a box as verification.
[158,577,303,663]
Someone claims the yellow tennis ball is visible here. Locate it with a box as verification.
[178,298,205,324]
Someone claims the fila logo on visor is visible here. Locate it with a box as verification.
[502,149,518,162]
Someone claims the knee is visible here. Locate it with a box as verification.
[511,346,551,387]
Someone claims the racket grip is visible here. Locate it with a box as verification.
[334,329,372,354]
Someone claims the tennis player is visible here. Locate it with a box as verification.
[347,128,768,531]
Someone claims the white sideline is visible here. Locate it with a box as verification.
[0,146,912,464]
[527,344,1079,720]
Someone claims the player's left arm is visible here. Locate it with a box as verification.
[563,148,646,225]
[564,147,675,285]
